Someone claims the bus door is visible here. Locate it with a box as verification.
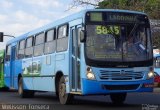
[10,46,16,88]
[70,25,81,92]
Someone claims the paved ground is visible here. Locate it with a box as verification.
[0,89,160,110]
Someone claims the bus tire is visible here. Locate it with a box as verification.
[110,93,127,105]
[58,76,73,105]
[18,77,34,98]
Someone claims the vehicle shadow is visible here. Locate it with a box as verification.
[33,93,141,110]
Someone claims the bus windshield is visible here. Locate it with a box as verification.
[85,12,152,67]
[86,24,152,62]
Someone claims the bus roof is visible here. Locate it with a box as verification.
[6,9,147,45]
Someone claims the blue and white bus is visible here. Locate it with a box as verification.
[2,9,154,104]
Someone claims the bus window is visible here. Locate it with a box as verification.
[44,29,56,54]
[46,29,54,42]
[25,36,33,58]
[77,28,81,59]
[18,40,25,59]
[57,25,68,52]
[34,33,45,56]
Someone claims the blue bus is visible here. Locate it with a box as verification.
[2,9,154,104]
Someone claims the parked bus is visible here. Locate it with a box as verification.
[1,9,154,104]
[0,50,5,88]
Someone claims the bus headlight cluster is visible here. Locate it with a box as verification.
[86,67,95,80]
[147,67,154,79]
[147,72,154,79]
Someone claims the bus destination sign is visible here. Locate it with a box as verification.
[88,12,138,23]
[107,13,137,22]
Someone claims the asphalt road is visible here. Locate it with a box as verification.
[0,90,160,110]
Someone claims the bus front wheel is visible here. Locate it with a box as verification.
[58,76,73,104]
[18,77,34,98]
[110,93,127,104]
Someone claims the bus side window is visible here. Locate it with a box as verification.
[25,36,33,58]
[44,29,56,54]
[56,24,68,52]
[6,45,11,61]
[16,43,19,59]
[34,33,45,56]
[18,40,25,59]
[77,28,81,59]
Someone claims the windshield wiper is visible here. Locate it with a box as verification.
[128,20,139,37]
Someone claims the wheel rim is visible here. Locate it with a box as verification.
[18,80,23,95]
[59,83,66,98]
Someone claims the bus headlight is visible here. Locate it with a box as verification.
[147,71,154,79]
[147,67,154,79]
[86,67,95,80]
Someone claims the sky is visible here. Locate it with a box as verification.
[0,0,96,49]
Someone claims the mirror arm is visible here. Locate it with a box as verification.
[4,35,15,38]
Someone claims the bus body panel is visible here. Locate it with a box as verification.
[32,77,55,91]
[32,55,55,91]
[82,78,153,95]
[55,52,70,92]
[22,58,34,90]
[14,59,23,89]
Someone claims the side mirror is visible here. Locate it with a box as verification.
[0,32,4,42]
[80,30,86,42]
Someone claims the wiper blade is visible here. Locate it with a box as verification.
[128,22,139,37]
[128,16,140,37]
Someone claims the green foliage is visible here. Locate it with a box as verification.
[97,0,160,19]
[145,0,160,19]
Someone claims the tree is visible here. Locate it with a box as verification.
[152,31,160,48]
[68,0,100,10]
[70,0,160,19]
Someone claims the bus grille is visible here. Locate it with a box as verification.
[99,70,144,80]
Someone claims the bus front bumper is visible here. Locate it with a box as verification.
[82,78,154,95]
